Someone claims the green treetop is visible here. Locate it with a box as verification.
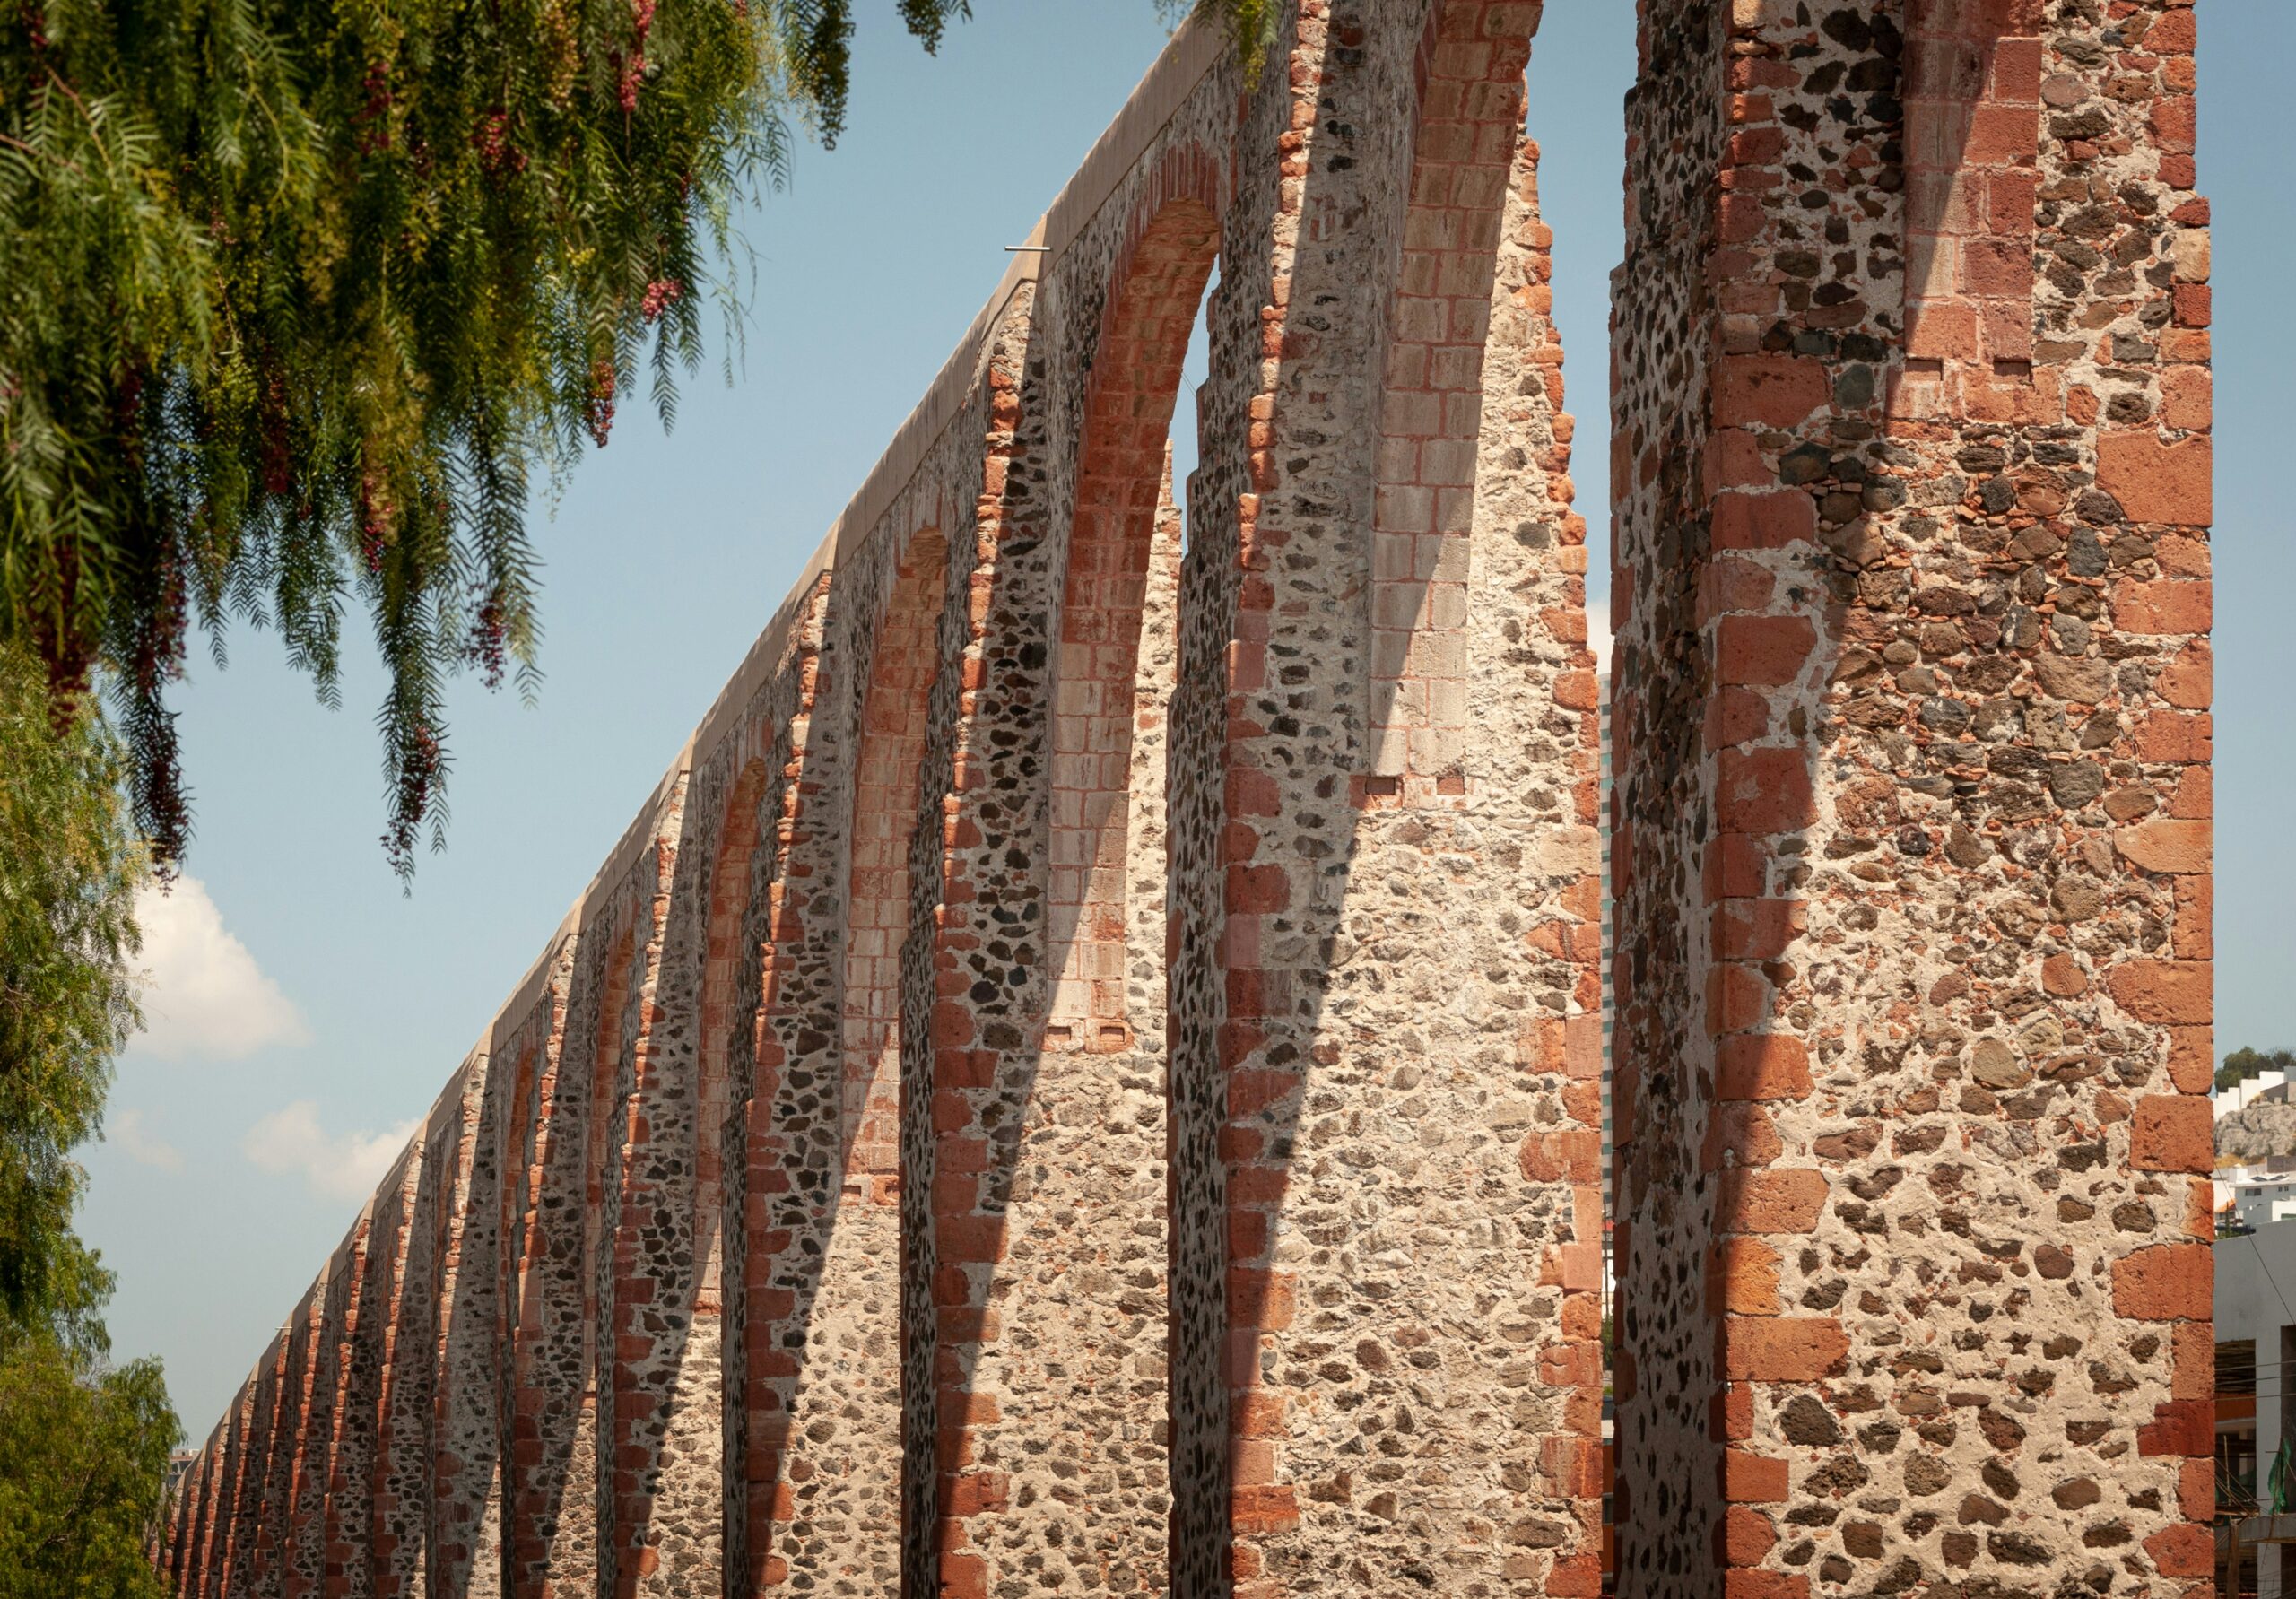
[2219,1046,2296,1096]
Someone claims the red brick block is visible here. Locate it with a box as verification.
[1225,864,1291,915]
[1539,1339,1604,1391]
[1720,1317,1848,1381]
[1711,491,1817,551]
[941,1553,988,1599]
[2131,1095,2213,1175]
[2111,579,2212,636]
[2106,960,2213,1025]
[945,1471,1010,1517]
[1228,1068,1295,1119]
[1565,1014,1604,1080]
[1717,748,1814,834]
[1708,960,1772,1033]
[1722,1449,1789,1504]
[2161,367,2212,432]
[1718,1169,1828,1235]
[1702,1103,1783,1172]
[2112,1244,2211,1321]
[1723,1505,1779,1566]
[1225,765,1279,816]
[1709,1238,1781,1316]
[2148,7,2197,55]
[1234,1391,1285,1438]
[2174,873,2213,960]
[2168,1027,2214,1094]
[2116,820,2211,875]
[2158,640,2212,709]
[2144,1521,2213,1577]
[1541,1434,1605,1498]
[1231,1486,1300,1535]
[1728,126,1786,166]
[1717,614,1816,687]
[1703,835,1769,902]
[1706,686,1771,751]
[2130,709,2213,765]
[1960,237,2033,298]
[1713,354,1830,428]
[1964,103,2039,164]
[2138,1398,2213,1459]
[1724,1575,1809,1599]
[1546,1553,1605,1598]
[2097,431,2213,526]
[2151,95,2198,154]
[2040,953,2088,996]
[935,1214,1004,1265]
[1716,1034,1813,1102]
[2181,1457,2215,1523]
[1712,899,1806,962]
[1906,299,1979,361]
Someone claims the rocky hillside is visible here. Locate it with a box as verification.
[2217,1098,2296,1164]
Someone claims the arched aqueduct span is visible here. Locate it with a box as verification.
[166,2,2216,1595]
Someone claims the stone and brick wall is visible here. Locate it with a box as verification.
[163,4,2213,1596]
[1611,0,2213,1595]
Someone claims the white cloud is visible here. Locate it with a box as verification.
[109,1108,185,1173]
[242,1101,419,1203]
[130,875,311,1061]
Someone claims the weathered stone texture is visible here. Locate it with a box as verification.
[1611,1,2213,1595]
[162,4,2213,1596]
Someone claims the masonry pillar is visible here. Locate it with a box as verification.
[374,1121,443,1599]
[187,1421,225,1598]
[1610,2,2213,1594]
[505,918,624,1598]
[603,753,736,1599]
[587,788,688,1599]
[206,1392,251,1599]
[709,580,865,1599]
[284,1224,364,1599]
[429,1049,500,1595]
[911,301,1045,1599]
[1163,2,1605,1594]
[250,1295,316,1594]
[327,1150,419,1598]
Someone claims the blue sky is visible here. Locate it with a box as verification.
[84,4,2295,1433]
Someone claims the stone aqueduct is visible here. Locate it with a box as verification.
[162,1,2217,1595]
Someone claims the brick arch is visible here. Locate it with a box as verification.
[848,528,948,1175]
[1210,3,1572,1591]
[1363,1,1537,800]
[700,759,772,1286]
[777,523,945,1578]
[1048,164,1223,1048]
[604,752,770,1579]
[500,916,637,1596]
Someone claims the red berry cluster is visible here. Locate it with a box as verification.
[584,357,617,448]
[473,109,527,177]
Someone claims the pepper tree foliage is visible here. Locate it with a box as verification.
[0,637,172,1593]
[2,0,875,878]
[0,0,1267,880]
[0,639,140,1351]
[0,1328,178,1599]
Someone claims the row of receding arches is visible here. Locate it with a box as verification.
[163,3,1569,1593]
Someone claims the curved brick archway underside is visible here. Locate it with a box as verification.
[168,4,2213,1597]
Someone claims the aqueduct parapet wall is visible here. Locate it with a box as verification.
[165,2,2215,1595]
